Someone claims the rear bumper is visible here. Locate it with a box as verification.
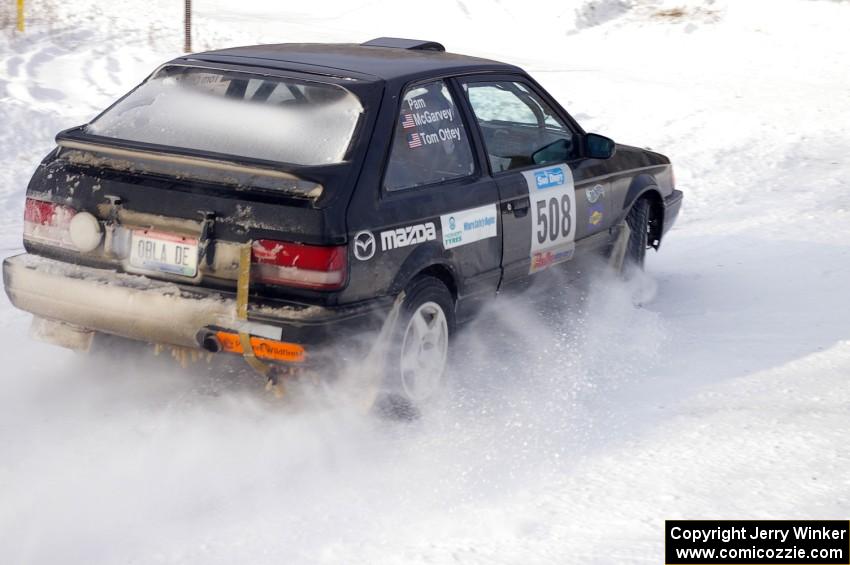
[662,189,684,235]
[2,253,392,363]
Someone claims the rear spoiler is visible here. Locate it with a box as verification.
[54,127,353,201]
[58,139,302,182]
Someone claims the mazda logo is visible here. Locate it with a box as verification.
[353,230,376,261]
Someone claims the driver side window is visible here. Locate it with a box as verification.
[463,80,576,173]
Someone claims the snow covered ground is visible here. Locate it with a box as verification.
[1,1,849,563]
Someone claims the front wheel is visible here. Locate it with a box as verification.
[375,276,455,419]
[623,197,651,273]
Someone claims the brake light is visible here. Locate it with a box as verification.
[23,198,77,248]
[251,239,347,290]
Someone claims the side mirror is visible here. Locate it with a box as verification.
[584,133,616,159]
[532,137,574,165]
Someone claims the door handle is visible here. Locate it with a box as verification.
[505,197,530,218]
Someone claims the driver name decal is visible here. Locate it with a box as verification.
[400,107,454,127]
[405,127,463,149]
[401,90,463,150]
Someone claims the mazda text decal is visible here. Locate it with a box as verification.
[380,222,437,251]
[440,204,498,250]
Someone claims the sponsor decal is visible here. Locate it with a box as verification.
[380,222,437,251]
[353,230,376,261]
[440,204,498,249]
[521,164,577,274]
[586,183,606,204]
[534,167,566,190]
[530,244,575,274]
[589,210,603,226]
[588,201,604,227]
[215,331,305,363]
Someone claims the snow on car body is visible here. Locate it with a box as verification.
[2,37,682,409]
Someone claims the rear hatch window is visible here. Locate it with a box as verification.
[86,66,364,166]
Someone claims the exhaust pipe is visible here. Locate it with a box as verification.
[195,329,222,353]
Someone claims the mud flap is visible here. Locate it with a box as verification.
[29,316,94,352]
[350,290,406,413]
[608,221,632,274]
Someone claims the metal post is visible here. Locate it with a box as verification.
[184,0,192,53]
[17,0,25,32]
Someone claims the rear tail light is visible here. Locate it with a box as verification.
[251,239,347,290]
[23,197,77,248]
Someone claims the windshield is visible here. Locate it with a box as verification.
[86,66,364,166]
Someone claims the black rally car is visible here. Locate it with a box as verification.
[3,37,682,405]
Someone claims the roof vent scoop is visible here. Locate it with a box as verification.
[361,37,445,52]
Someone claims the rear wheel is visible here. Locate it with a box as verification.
[374,276,455,419]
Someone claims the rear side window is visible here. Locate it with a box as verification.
[86,66,364,166]
[384,80,475,191]
[463,80,577,173]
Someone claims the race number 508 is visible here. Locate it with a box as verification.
[536,194,572,245]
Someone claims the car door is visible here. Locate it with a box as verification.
[346,78,503,320]
[458,76,614,287]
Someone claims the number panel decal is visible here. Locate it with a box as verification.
[521,164,577,273]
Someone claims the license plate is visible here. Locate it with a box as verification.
[129,230,198,277]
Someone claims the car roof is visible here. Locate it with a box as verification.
[180,41,522,83]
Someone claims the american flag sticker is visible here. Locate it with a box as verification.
[407,132,423,149]
[401,113,415,129]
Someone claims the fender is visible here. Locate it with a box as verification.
[387,240,460,298]
[623,174,661,211]
[621,174,665,247]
